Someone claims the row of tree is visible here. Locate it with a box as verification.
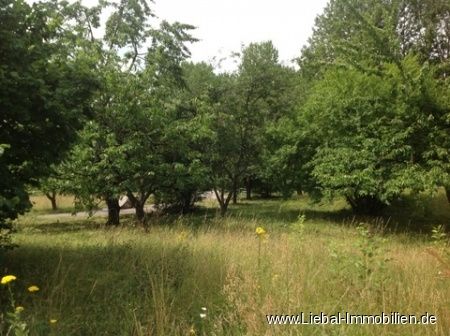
[1,0,450,229]
[46,39,299,223]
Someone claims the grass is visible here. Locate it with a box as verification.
[1,194,449,335]
[28,194,76,215]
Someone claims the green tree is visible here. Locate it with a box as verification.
[148,61,215,213]
[0,0,97,228]
[58,0,155,225]
[38,165,67,211]
[303,64,409,213]
[200,72,243,215]
[187,42,300,214]
[398,0,450,66]
[295,0,450,213]
[63,0,197,224]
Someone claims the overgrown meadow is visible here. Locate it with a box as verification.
[1,194,449,336]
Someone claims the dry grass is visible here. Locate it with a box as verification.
[1,196,449,335]
[29,194,76,213]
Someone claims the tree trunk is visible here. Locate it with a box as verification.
[445,187,450,204]
[346,195,386,215]
[232,179,238,205]
[50,197,57,211]
[246,177,252,200]
[261,188,271,199]
[106,197,120,226]
[214,188,233,217]
[219,202,228,216]
[45,192,57,210]
[180,190,196,213]
[127,191,150,224]
[135,202,145,223]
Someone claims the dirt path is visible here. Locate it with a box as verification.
[37,205,156,219]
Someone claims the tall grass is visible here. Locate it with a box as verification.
[1,195,449,335]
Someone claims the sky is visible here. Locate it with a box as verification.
[152,0,329,71]
[29,0,330,71]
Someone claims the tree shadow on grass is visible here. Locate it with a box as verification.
[16,192,450,236]
[19,220,101,233]
[226,198,352,224]
[224,194,450,234]
[16,214,137,234]
[149,198,361,231]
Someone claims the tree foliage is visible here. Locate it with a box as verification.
[3,0,449,226]
[60,0,198,224]
[296,0,450,213]
[0,0,97,226]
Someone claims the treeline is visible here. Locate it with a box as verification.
[1,0,450,227]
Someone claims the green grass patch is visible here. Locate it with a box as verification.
[1,196,449,335]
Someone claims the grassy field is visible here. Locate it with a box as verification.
[1,194,449,335]
[28,193,77,214]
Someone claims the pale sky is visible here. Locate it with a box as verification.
[29,0,330,71]
[152,0,329,70]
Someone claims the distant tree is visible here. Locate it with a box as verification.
[39,166,66,211]
[180,42,300,215]
[397,0,450,67]
[199,73,243,215]
[250,65,301,199]
[150,62,215,213]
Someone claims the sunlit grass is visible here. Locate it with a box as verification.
[1,194,449,335]
[29,194,76,214]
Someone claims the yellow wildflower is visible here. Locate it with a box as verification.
[28,285,40,293]
[15,306,24,313]
[50,319,57,324]
[255,227,266,236]
[1,275,17,285]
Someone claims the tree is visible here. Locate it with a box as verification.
[200,73,244,215]
[39,166,65,211]
[298,0,400,81]
[189,42,291,214]
[63,121,125,225]
[236,42,292,200]
[300,0,450,79]
[56,0,154,225]
[248,66,301,199]
[185,42,301,215]
[0,0,97,228]
[294,0,450,213]
[396,0,450,201]
[62,0,197,225]
[148,66,211,213]
[397,0,450,66]
[302,64,402,212]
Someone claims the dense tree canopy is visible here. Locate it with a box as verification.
[2,0,449,226]
[296,0,450,213]
[61,0,197,224]
[0,0,97,225]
